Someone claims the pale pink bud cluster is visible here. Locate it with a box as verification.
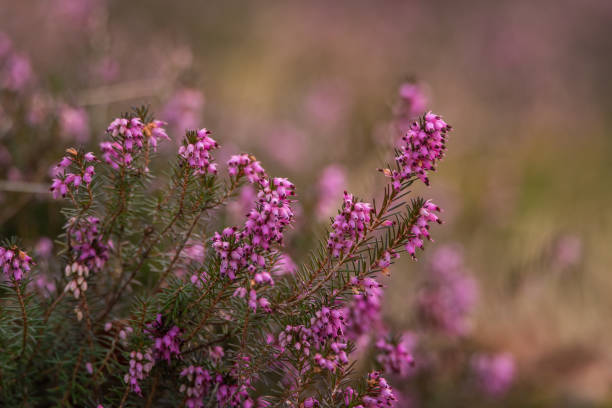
[227,154,266,184]
[328,192,373,257]
[147,314,182,364]
[178,128,219,175]
[0,246,33,282]
[179,366,212,408]
[375,334,415,377]
[386,111,452,188]
[50,151,96,199]
[405,200,442,259]
[64,262,90,299]
[124,349,154,396]
[363,371,397,408]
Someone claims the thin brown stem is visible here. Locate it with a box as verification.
[13,282,28,358]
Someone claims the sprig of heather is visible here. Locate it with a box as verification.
[0,101,455,407]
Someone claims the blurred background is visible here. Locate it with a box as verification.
[1,0,611,406]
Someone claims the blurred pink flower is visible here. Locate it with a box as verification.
[316,164,347,220]
[417,245,478,336]
[92,57,120,82]
[2,53,33,92]
[471,352,515,397]
[554,234,582,269]
[303,81,351,128]
[35,237,53,258]
[162,88,204,137]
[59,105,90,143]
[274,253,297,275]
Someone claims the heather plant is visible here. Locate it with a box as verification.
[0,100,453,407]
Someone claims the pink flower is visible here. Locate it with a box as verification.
[59,105,89,143]
[404,200,442,259]
[375,334,416,377]
[162,88,204,135]
[0,246,33,282]
[178,128,219,175]
[471,352,515,397]
[316,164,347,219]
[383,111,452,188]
[328,192,373,257]
[124,349,154,396]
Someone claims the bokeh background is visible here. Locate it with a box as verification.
[1,0,611,406]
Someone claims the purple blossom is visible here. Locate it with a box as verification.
[383,111,452,188]
[471,352,515,397]
[303,397,320,408]
[343,277,384,340]
[363,371,397,408]
[68,216,110,272]
[328,192,373,257]
[404,200,442,259]
[375,334,416,377]
[147,314,183,364]
[227,154,266,184]
[0,246,33,282]
[178,128,219,174]
[50,151,96,199]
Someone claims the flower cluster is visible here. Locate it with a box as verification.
[375,335,415,377]
[405,200,442,259]
[124,349,154,396]
[328,192,373,257]
[471,353,515,397]
[343,277,384,340]
[212,228,245,280]
[50,150,96,199]
[0,246,33,282]
[279,306,349,372]
[64,262,89,299]
[385,111,452,188]
[178,128,219,175]
[245,177,295,250]
[417,245,478,336]
[147,314,183,364]
[363,371,397,408]
[179,366,212,408]
[68,216,110,272]
[101,117,169,169]
[214,163,295,311]
[227,154,266,184]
